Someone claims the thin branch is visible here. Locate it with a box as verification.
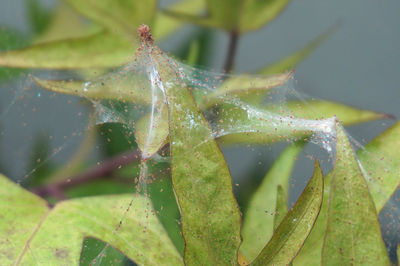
[31,149,141,199]
[223,31,240,73]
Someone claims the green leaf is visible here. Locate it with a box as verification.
[273,185,288,231]
[240,144,303,261]
[294,121,400,266]
[80,237,128,265]
[292,176,331,266]
[32,73,150,103]
[97,123,137,157]
[216,100,389,146]
[164,68,241,264]
[163,0,240,31]
[135,105,169,158]
[33,2,101,44]
[358,121,400,212]
[252,160,324,266]
[284,100,391,126]
[260,28,333,75]
[0,174,183,265]
[26,0,53,36]
[398,244,400,265]
[321,122,390,265]
[153,0,205,40]
[0,31,134,69]
[239,0,291,33]
[64,0,157,40]
[200,72,290,109]
[0,27,27,80]
[164,0,291,34]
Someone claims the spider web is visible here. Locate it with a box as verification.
[0,29,399,264]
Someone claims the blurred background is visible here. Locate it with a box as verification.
[0,0,399,264]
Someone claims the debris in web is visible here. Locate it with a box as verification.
[1,24,398,263]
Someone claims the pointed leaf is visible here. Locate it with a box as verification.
[294,121,400,266]
[0,31,134,69]
[239,0,291,33]
[64,0,157,40]
[216,100,389,146]
[240,144,303,261]
[273,185,288,231]
[259,27,334,75]
[321,122,390,265]
[161,66,241,264]
[200,72,291,109]
[0,174,183,265]
[252,160,324,266]
[32,74,150,104]
[285,100,391,126]
[358,121,400,211]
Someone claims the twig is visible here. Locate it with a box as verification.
[31,149,141,199]
[223,31,239,73]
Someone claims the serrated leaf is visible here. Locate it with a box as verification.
[321,122,390,265]
[153,0,205,40]
[162,67,241,264]
[0,31,134,69]
[273,185,288,231]
[294,121,400,266]
[259,27,333,75]
[0,174,183,265]
[240,144,303,261]
[239,0,290,33]
[252,160,324,266]
[64,0,157,40]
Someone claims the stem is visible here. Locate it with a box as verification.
[223,31,239,73]
[31,149,141,199]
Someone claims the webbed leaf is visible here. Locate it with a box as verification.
[321,122,390,265]
[0,174,182,265]
[294,121,400,266]
[240,144,303,261]
[252,160,323,266]
[156,60,241,264]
